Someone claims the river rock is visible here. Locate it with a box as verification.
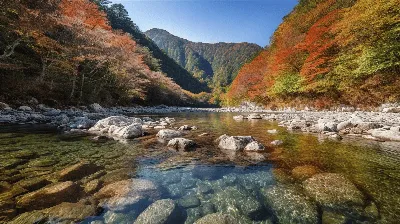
[16,177,51,191]
[261,186,318,224]
[101,195,147,212]
[291,165,320,181]
[18,106,32,111]
[233,115,245,120]
[270,140,283,146]
[217,135,255,151]
[88,103,105,113]
[370,128,400,141]
[9,211,48,224]
[178,125,191,131]
[247,113,262,119]
[382,107,400,113]
[16,181,80,210]
[167,138,196,151]
[178,195,201,208]
[58,161,101,181]
[244,141,265,151]
[194,213,235,224]
[89,116,143,139]
[134,199,182,224]
[267,129,277,134]
[303,173,365,212]
[316,119,338,132]
[69,116,96,129]
[95,179,160,201]
[0,102,11,110]
[212,186,264,219]
[44,202,97,222]
[156,129,183,139]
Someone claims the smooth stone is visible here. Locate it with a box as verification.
[194,213,235,224]
[88,103,105,113]
[156,129,183,139]
[371,129,400,141]
[101,195,146,212]
[134,199,182,224]
[303,173,365,211]
[244,141,265,151]
[16,181,80,210]
[95,179,160,201]
[18,106,32,111]
[261,186,318,224]
[291,165,320,181]
[178,195,200,208]
[322,211,347,224]
[270,140,283,146]
[58,161,101,181]
[212,186,264,219]
[16,177,51,191]
[217,135,255,151]
[84,179,102,194]
[103,210,137,224]
[167,138,196,151]
[9,211,47,224]
[45,202,97,222]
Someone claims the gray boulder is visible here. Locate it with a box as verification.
[261,186,318,224]
[89,116,143,139]
[217,135,255,151]
[371,128,400,141]
[194,213,235,224]
[157,129,183,139]
[303,173,365,212]
[0,102,11,110]
[89,103,105,113]
[244,141,265,151]
[18,106,32,111]
[167,138,196,151]
[134,199,182,224]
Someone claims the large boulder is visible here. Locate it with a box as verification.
[134,199,182,224]
[167,138,196,151]
[156,129,183,140]
[212,186,264,220]
[382,107,400,113]
[89,116,143,139]
[16,181,80,210]
[261,186,318,224]
[217,135,255,151]
[195,213,235,224]
[303,173,365,212]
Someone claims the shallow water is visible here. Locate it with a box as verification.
[1,113,400,223]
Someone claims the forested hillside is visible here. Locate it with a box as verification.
[0,0,203,106]
[226,0,400,108]
[99,2,209,94]
[145,28,261,101]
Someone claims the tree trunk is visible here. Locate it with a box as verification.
[79,73,85,103]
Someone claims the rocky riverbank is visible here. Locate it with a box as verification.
[1,102,400,143]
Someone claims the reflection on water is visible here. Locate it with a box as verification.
[0,113,399,223]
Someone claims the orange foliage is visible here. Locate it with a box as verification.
[59,0,110,30]
[297,10,342,81]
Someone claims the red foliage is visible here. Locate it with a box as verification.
[297,10,342,81]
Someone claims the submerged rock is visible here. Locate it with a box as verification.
[58,161,101,181]
[195,213,235,224]
[157,129,183,140]
[217,135,255,151]
[134,199,182,224]
[16,181,80,210]
[45,202,97,222]
[291,165,320,181]
[167,138,196,151]
[247,113,262,119]
[212,186,264,220]
[261,186,318,224]
[303,173,365,212]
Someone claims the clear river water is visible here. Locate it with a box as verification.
[1,112,399,224]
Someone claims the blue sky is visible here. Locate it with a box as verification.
[111,0,298,47]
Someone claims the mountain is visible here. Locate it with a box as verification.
[103,4,209,94]
[145,28,262,89]
[226,0,400,108]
